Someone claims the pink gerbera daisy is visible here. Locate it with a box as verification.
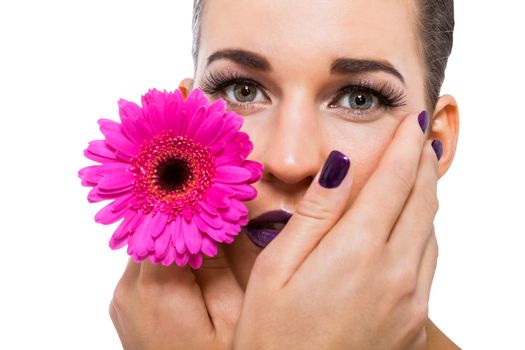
[78,88,263,269]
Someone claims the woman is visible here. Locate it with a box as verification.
[109,0,460,348]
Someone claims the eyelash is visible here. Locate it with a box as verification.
[199,70,407,116]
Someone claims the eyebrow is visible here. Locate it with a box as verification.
[207,49,272,71]
[331,58,405,85]
[206,49,405,85]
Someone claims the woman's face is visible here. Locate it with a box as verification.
[188,0,438,287]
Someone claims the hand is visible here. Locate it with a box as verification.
[233,111,440,350]
[109,249,243,350]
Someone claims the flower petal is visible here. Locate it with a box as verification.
[95,199,129,224]
[154,226,172,259]
[133,214,155,258]
[193,111,225,146]
[174,251,190,267]
[229,183,257,201]
[229,199,249,216]
[185,105,208,138]
[87,188,107,202]
[183,89,209,122]
[199,201,218,216]
[169,217,186,254]
[212,183,236,197]
[86,140,118,160]
[164,90,184,132]
[201,234,218,257]
[217,205,242,222]
[158,246,175,265]
[111,192,134,212]
[199,209,224,229]
[109,211,138,249]
[95,162,130,176]
[208,98,227,115]
[104,131,139,158]
[98,118,121,135]
[194,214,225,243]
[98,171,134,191]
[215,153,243,167]
[149,213,168,238]
[206,187,231,209]
[243,159,264,182]
[188,254,203,269]
[215,166,253,184]
[96,184,134,196]
[182,218,201,255]
[112,211,139,241]
[78,165,102,185]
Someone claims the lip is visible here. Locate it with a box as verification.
[244,209,294,248]
[248,209,294,226]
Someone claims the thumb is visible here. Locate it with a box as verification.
[256,150,352,287]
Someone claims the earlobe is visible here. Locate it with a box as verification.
[429,94,459,178]
[178,78,195,99]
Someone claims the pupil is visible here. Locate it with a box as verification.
[156,158,192,191]
[241,86,251,96]
[355,94,367,105]
[234,84,256,102]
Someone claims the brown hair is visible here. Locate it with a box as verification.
[191,0,454,112]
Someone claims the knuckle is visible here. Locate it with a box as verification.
[112,282,129,311]
[411,298,429,329]
[408,329,427,350]
[108,300,117,322]
[390,266,418,297]
[420,189,439,215]
[390,159,416,195]
[433,236,439,260]
[429,231,439,261]
[295,195,334,222]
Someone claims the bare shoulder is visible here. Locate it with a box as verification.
[425,318,461,349]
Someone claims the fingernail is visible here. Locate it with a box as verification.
[418,111,429,133]
[319,150,350,189]
[431,140,443,161]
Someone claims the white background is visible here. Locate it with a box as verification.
[0,1,523,349]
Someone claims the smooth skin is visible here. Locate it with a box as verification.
[110,0,460,348]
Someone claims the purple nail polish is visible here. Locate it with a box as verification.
[418,111,429,133]
[432,140,443,161]
[318,150,350,189]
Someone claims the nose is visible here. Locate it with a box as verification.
[258,90,323,185]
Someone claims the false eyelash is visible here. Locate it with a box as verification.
[199,70,265,96]
[331,79,407,109]
[199,70,407,111]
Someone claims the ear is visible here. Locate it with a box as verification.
[178,78,194,99]
[429,94,459,178]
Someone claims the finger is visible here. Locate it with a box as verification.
[118,257,141,285]
[139,259,213,332]
[258,150,352,287]
[387,140,439,266]
[109,300,127,347]
[193,246,244,335]
[415,226,439,304]
[405,327,427,350]
[336,111,429,246]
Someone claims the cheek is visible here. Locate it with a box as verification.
[325,119,398,208]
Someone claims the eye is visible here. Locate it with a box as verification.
[334,89,377,111]
[223,82,267,104]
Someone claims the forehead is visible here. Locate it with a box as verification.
[198,0,421,77]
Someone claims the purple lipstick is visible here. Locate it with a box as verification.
[244,209,293,248]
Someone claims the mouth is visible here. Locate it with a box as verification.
[243,209,293,248]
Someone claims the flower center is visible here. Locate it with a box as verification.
[156,158,191,192]
[130,131,215,218]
